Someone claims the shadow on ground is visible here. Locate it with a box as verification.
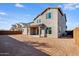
[0,35,49,56]
[23,41,51,48]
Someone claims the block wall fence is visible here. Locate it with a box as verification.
[0,31,22,35]
[74,27,79,47]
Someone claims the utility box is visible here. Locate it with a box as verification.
[74,27,79,46]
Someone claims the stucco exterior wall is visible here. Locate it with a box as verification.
[58,10,66,37]
[34,9,58,38]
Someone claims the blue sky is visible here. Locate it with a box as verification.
[0,3,79,30]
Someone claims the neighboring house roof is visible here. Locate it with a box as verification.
[11,22,34,28]
[18,23,28,27]
[33,7,64,21]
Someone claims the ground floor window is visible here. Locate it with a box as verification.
[46,27,52,34]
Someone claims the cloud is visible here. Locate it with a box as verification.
[63,3,79,10]
[15,3,24,8]
[56,5,62,8]
[75,5,79,8]
[0,12,7,16]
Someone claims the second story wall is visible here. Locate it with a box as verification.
[33,8,58,27]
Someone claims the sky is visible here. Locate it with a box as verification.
[0,3,79,30]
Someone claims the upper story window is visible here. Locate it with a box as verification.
[39,20,41,23]
[37,20,38,23]
[46,12,51,19]
[37,19,41,23]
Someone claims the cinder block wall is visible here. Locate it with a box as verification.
[0,31,22,35]
[74,27,79,46]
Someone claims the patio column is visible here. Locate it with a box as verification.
[36,28,37,35]
[28,27,30,35]
[26,27,28,35]
[39,26,41,37]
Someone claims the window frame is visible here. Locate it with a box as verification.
[46,27,52,34]
[37,19,41,23]
[46,12,51,19]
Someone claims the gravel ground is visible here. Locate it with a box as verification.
[0,35,49,56]
[0,35,79,56]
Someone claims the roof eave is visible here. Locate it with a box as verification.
[33,7,64,21]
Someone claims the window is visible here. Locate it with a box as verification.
[37,19,41,23]
[46,27,52,34]
[46,12,51,19]
[59,27,61,33]
[37,20,38,23]
[48,27,52,34]
[39,20,41,23]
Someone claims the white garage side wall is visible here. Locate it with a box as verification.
[23,28,28,35]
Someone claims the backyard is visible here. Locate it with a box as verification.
[0,35,79,56]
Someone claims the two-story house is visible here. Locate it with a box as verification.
[22,7,67,38]
[10,23,27,31]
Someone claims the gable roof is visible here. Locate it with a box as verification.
[33,7,64,21]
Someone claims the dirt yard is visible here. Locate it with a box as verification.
[0,35,79,56]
